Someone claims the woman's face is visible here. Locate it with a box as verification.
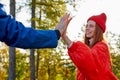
[85,20,96,38]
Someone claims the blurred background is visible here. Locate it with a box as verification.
[0,0,120,80]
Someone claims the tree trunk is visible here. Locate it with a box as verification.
[30,0,36,80]
[36,50,40,79]
[8,0,16,80]
[30,49,35,80]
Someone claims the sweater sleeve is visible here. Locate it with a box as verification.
[68,41,99,80]
[0,3,58,49]
[91,41,111,71]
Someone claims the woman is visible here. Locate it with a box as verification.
[62,13,118,80]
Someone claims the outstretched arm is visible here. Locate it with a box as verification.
[62,32,73,48]
[0,3,72,49]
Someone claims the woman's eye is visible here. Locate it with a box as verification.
[90,26,93,27]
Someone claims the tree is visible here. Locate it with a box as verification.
[35,0,66,79]
[0,43,9,79]
[105,31,120,79]
[30,0,36,80]
[29,0,67,80]
[15,49,30,80]
[9,0,16,80]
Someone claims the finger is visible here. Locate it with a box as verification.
[66,15,72,26]
[60,13,67,21]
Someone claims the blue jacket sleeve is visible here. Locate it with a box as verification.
[0,3,58,49]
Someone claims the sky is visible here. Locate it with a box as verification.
[0,0,120,40]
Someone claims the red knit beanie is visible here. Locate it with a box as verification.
[87,13,107,33]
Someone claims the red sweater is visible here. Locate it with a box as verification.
[68,41,118,80]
